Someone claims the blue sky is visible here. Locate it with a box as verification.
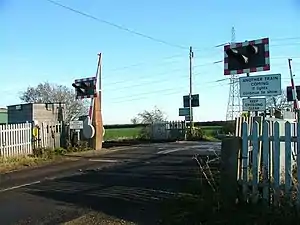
[1,0,300,124]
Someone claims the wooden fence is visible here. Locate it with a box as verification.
[0,121,64,157]
[239,120,299,205]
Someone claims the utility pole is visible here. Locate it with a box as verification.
[189,46,194,133]
[288,58,299,121]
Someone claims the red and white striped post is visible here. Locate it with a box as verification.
[288,58,299,121]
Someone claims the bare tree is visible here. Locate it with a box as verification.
[132,106,167,124]
[265,89,291,110]
[19,82,89,121]
[130,117,139,124]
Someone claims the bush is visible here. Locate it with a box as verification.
[187,127,204,140]
[31,141,92,159]
[104,123,147,129]
[32,147,55,158]
[54,147,67,155]
[221,121,235,134]
[138,126,151,140]
[66,141,92,153]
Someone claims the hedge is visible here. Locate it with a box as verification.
[104,120,235,129]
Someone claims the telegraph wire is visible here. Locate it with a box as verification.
[108,81,231,104]
[104,71,203,91]
[105,44,300,78]
[104,63,300,104]
[106,64,300,104]
[43,1,300,96]
[104,47,226,75]
[108,77,229,101]
[107,54,186,72]
[103,60,223,86]
[45,0,231,54]
[192,39,300,52]
[45,0,188,50]
[103,56,300,91]
[104,64,223,92]
[46,0,300,73]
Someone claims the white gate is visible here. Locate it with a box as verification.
[151,123,168,140]
[150,121,186,141]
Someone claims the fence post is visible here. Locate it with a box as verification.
[220,137,241,206]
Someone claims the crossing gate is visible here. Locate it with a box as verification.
[238,120,300,205]
[151,121,186,141]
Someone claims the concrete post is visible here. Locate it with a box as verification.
[220,137,241,206]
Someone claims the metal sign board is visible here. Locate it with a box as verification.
[179,108,190,116]
[242,98,266,111]
[185,115,193,121]
[183,94,199,108]
[70,120,84,130]
[239,74,281,97]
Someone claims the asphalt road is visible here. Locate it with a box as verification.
[0,141,221,225]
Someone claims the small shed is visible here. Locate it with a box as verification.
[7,103,65,124]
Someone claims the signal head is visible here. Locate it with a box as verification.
[246,45,258,55]
[225,48,238,57]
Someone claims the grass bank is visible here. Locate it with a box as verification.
[0,155,65,174]
[0,144,93,174]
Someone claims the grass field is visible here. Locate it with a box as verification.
[104,126,223,141]
[201,126,223,136]
[104,127,142,141]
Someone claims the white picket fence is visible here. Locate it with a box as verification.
[239,120,300,205]
[0,123,32,157]
[0,122,63,157]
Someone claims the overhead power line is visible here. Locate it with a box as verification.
[107,81,230,104]
[45,0,188,50]
[103,60,223,86]
[104,54,300,88]
[108,54,186,72]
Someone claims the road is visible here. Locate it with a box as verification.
[0,141,220,225]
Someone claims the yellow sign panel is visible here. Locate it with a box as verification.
[32,127,38,137]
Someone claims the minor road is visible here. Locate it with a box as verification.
[0,141,220,225]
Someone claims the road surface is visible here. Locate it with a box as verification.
[0,141,220,225]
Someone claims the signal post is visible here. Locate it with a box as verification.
[72,53,104,150]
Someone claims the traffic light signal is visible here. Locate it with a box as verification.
[286,86,300,102]
[72,77,97,99]
[224,38,270,75]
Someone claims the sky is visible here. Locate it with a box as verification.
[1,0,300,124]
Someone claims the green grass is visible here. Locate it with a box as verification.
[103,125,223,141]
[104,127,142,141]
[200,126,222,137]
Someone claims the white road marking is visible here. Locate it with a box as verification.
[157,148,185,155]
[0,181,41,193]
[88,159,118,163]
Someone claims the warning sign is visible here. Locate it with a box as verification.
[242,98,266,111]
[239,74,281,97]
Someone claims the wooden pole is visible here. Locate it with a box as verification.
[92,53,103,150]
